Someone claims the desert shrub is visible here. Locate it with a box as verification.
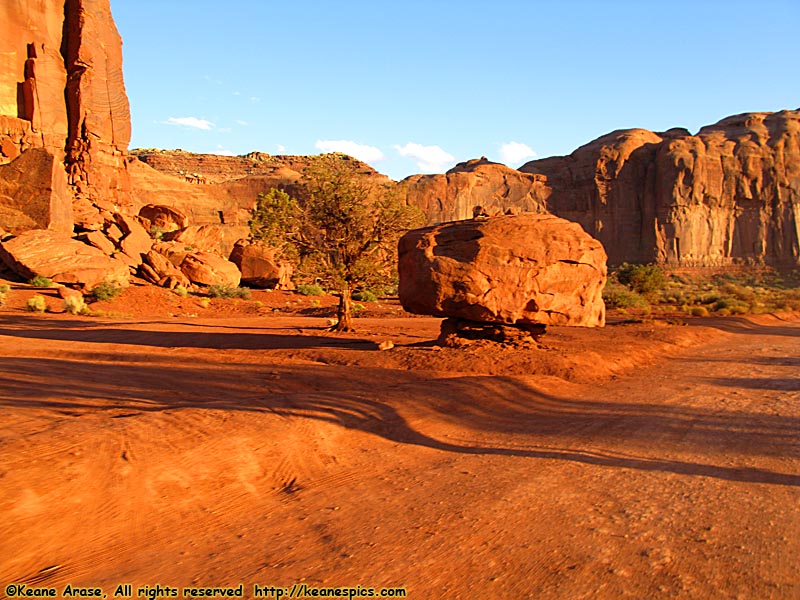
[29,275,53,287]
[297,283,325,296]
[0,284,9,305]
[90,280,123,302]
[689,306,709,317]
[713,297,734,311]
[603,282,650,309]
[198,297,211,308]
[207,284,251,299]
[352,289,378,303]
[173,285,189,297]
[27,295,47,312]
[721,282,756,303]
[615,263,666,298]
[63,295,89,315]
[150,226,165,241]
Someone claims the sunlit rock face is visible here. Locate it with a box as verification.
[520,110,800,268]
[0,0,133,234]
[399,213,607,328]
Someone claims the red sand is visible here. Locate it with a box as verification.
[0,285,798,599]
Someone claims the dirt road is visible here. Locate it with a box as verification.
[0,312,797,599]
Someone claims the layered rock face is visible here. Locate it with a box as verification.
[398,214,607,327]
[520,110,800,267]
[400,158,549,224]
[128,150,390,226]
[0,0,132,234]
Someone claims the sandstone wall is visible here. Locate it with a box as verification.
[521,110,800,268]
[0,0,132,234]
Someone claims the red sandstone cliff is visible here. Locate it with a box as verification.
[520,110,800,267]
[0,0,131,234]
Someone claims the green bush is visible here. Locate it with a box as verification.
[27,295,47,312]
[296,283,325,296]
[352,290,378,303]
[615,263,666,298]
[689,306,709,317]
[150,226,165,241]
[207,284,251,299]
[603,282,650,309]
[90,280,123,302]
[29,276,53,287]
[173,285,189,297]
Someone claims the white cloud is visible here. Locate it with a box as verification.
[276,144,286,153]
[498,141,537,166]
[164,117,215,130]
[315,140,385,163]
[213,145,235,156]
[394,142,455,172]
[235,120,248,126]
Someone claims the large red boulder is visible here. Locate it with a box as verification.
[398,213,607,327]
[229,240,293,289]
[180,252,241,287]
[0,229,130,289]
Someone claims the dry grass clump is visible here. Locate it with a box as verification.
[63,294,90,315]
[27,295,47,312]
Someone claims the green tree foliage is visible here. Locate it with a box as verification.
[251,156,423,331]
[249,188,300,262]
[615,263,666,300]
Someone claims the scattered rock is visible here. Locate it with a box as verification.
[229,239,294,289]
[138,204,189,233]
[81,230,117,255]
[180,252,241,287]
[398,213,607,328]
[142,250,190,288]
[115,213,152,263]
[164,224,250,259]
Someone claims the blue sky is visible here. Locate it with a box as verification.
[113,0,800,181]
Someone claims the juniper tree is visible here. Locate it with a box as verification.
[251,155,423,331]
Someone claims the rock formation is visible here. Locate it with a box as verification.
[180,252,241,288]
[520,110,800,267]
[399,157,549,224]
[0,229,129,288]
[398,213,607,328]
[229,240,294,289]
[0,0,132,234]
[128,150,390,227]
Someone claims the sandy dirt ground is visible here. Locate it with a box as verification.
[0,286,798,599]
